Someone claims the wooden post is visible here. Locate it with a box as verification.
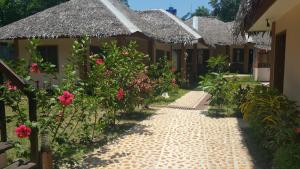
[0,74,7,142]
[270,22,276,87]
[192,44,198,82]
[148,40,155,64]
[28,93,39,164]
[180,44,187,83]
[243,44,249,73]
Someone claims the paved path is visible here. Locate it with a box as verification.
[83,92,255,169]
[168,91,208,109]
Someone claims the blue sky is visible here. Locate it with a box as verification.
[128,0,212,17]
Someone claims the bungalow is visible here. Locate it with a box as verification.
[185,16,271,80]
[235,0,300,106]
[0,0,204,86]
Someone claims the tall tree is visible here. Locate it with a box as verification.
[0,0,68,27]
[209,0,241,22]
[192,6,210,17]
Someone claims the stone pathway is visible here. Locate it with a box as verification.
[82,92,255,169]
[168,91,209,109]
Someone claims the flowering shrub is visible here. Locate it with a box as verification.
[1,37,176,167]
[148,56,178,98]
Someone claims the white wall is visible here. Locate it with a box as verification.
[276,3,300,106]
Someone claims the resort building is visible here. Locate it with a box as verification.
[236,0,300,106]
[185,16,271,81]
[0,0,204,86]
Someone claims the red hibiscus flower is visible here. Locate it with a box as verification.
[30,63,40,73]
[296,128,300,133]
[96,59,104,65]
[116,88,125,101]
[15,125,31,138]
[58,91,75,106]
[4,80,17,91]
[171,67,176,72]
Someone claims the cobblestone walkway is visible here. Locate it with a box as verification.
[83,92,255,169]
[168,91,208,109]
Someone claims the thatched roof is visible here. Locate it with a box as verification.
[0,0,135,39]
[185,16,245,46]
[133,10,202,44]
[185,16,271,50]
[0,0,202,44]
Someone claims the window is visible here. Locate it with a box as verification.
[233,48,244,63]
[0,43,14,60]
[90,46,104,55]
[37,46,59,71]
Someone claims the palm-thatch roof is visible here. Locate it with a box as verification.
[0,0,202,44]
[185,16,271,50]
[133,10,202,44]
[0,0,135,39]
[185,16,245,46]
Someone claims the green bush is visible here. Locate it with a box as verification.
[241,85,300,152]
[274,143,300,169]
[207,55,229,73]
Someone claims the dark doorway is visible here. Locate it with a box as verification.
[274,31,286,93]
[248,49,254,73]
[201,49,210,74]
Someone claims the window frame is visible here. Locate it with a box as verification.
[37,45,59,72]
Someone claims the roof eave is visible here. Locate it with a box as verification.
[244,0,276,31]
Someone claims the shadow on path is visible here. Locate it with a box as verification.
[237,118,273,169]
[80,111,155,168]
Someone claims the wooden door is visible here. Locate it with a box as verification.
[274,31,286,93]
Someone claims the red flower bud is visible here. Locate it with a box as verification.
[30,63,40,73]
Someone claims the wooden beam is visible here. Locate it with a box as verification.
[0,59,26,90]
[0,74,7,142]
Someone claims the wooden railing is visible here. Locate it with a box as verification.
[0,59,38,167]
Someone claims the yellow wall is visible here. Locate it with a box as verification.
[16,37,171,85]
[18,38,75,86]
[276,3,300,106]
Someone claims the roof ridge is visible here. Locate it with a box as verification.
[99,0,141,33]
[158,9,202,40]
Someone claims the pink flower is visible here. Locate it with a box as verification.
[171,78,176,85]
[105,69,112,76]
[171,67,176,72]
[96,59,104,65]
[15,125,31,138]
[4,81,17,91]
[30,63,40,73]
[58,91,75,106]
[122,50,129,56]
[116,88,125,101]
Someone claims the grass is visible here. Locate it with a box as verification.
[150,88,189,106]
